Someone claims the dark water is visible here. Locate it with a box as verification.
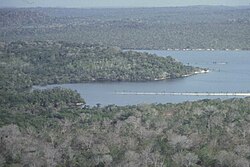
[34,50,250,106]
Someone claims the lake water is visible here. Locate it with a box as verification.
[35,50,250,106]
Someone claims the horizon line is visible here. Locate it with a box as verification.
[0,4,250,9]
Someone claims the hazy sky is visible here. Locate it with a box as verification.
[1,0,250,8]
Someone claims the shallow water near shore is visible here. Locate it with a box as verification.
[34,50,250,106]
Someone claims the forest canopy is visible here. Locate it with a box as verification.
[0,40,201,90]
[1,6,250,50]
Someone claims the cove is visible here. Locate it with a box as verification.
[34,50,250,106]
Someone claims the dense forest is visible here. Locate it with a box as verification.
[0,6,250,50]
[1,91,250,166]
[0,41,201,89]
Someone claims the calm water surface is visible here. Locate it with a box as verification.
[35,50,250,106]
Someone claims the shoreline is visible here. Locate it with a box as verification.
[115,92,250,97]
[181,69,210,77]
[33,70,208,87]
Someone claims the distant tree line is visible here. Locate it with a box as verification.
[1,7,250,50]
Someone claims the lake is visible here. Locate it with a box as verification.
[34,50,250,106]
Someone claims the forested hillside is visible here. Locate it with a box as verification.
[1,93,250,166]
[0,41,200,89]
[1,6,250,50]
